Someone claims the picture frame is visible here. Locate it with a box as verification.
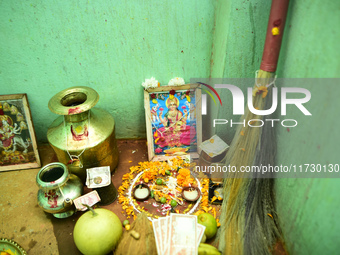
[144,84,202,161]
[0,94,41,171]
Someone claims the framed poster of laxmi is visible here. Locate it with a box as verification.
[144,84,202,161]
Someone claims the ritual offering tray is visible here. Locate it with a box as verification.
[118,157,213,220]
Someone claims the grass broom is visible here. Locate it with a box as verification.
[219,1,290,254]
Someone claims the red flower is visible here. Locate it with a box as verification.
[169,89,176,95]
[150,93,156,99]
[185,90,190,96]
[155,148,163,153]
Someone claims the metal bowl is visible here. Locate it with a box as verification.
[0,238,27,255]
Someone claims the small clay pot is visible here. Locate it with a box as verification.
[182,186,201,202]
[132,183,151,201]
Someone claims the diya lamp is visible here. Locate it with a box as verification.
[182,184,201,202]
[133,182,150,201]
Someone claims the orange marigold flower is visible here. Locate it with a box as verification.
[216,218,221,227]
[122,173,132,180]
[159,168,166,175]
[212,207,216,218]
[211,196,217,203]
[178,168,190,177]
[194,210,204,216]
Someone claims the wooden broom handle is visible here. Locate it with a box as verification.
[260,0,290,72]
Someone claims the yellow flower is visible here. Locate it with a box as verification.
[194,210,204,216]
[159,168,166,175]
[211,196,218,203]
[122,173,132,180]
[178,168,190,177]
[212,207,216,218]
[216,218,221,227]
[272,27,280,36]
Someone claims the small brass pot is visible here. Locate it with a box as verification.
[36,162,83,218]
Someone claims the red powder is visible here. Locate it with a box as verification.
[68,107,82,115]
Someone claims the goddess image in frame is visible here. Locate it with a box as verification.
[0,100,34,166]
[149,89,197,156]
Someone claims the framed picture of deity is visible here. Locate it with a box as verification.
[144,84,202,161]
[0,94,41,171]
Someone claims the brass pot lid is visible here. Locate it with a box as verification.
[0,238,27,255]
[48,86,99,115]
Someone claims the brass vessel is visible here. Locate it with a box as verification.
[47,86,119,183]
[36,162,83,218]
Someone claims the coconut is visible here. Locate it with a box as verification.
[114,212,157,255]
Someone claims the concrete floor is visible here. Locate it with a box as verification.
[1,139,288,255]
[0,140,149,255]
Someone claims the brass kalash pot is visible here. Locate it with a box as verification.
[47,86,119,183]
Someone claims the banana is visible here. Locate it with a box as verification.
[200,233,207,243]
[198,243,221,255]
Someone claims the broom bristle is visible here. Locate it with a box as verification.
[244,87,282,255]
[219,70,276,255]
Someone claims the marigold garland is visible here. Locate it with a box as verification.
[118,157,220,226]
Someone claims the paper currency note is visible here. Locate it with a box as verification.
[168,213,197,255]
[73,190,101,211]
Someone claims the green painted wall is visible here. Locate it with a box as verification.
[211,0,340,254]
[1,0,340,254]
[0,0,214,141]
[209,0,271,143]
[274,1,340,254]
